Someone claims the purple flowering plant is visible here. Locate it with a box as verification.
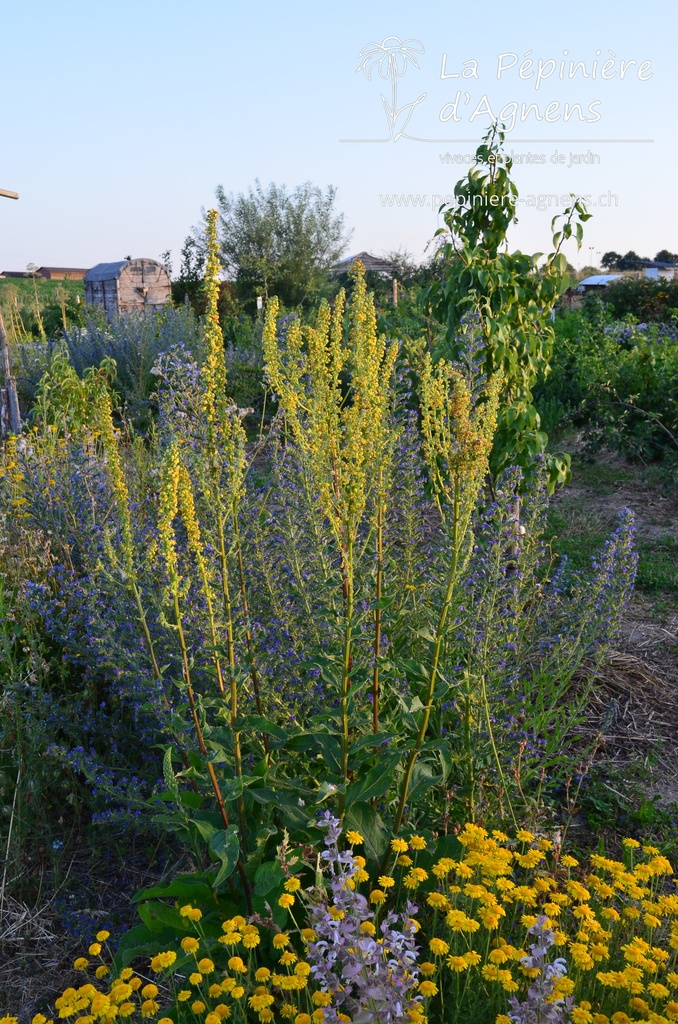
[0,217,638,922]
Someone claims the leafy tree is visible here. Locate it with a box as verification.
[212,180,351,310]
[601,251,622,270]
[616,250,645,271]
[655,249,678,264]
[423,123,590,489]
[172,235,206,309]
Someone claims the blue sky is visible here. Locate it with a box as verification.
[1,0,675,273]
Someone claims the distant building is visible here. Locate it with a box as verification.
[576,274,623,294]
[38,267,90,280]
[640,260,678,282]
[84,259,171,316]
[1,267,89,279]
[331,251,399,277]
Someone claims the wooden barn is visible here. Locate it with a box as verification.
[84,259,171,315]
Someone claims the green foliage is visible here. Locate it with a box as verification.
[16,820,678,1024]
[603,276,678,322]
[534,308,678,461]
[601,250,644,271]
[211,179,351,311]
[0,276,85,344]
[171,235,206,310]
[0,257,639,930]
[421,123,590,490]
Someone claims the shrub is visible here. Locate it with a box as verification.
[0,223,637,904]
[603,278,678,323]
[534,311,678,460]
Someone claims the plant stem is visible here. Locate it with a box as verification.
[392,479,460,839]
[372,475,384,736]
[215,511,249,854]
[232,500,269,759]
[131,579,194,777]
[338,538,354,816]
[172,589,252,911]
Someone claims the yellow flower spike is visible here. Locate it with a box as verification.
[202,209,229,408]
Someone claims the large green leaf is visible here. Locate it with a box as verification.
[344,752,401,808]
[344,802,388,862]
[209,825,241,892]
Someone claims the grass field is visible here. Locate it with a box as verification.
[547,446,678,614]
[0,276,84,340]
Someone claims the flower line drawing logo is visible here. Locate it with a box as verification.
[356,36,427,142]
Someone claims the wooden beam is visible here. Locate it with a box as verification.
[0,188,19,200]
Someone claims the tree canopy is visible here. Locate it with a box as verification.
[211,180,351,310]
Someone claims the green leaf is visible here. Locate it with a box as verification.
[253,858,286,898]
[137,900,186,933]
[344,752,401,808]
[133,875,216,904]
[344,802,389,862]
[209,825,240,891]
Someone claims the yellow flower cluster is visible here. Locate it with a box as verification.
[419,354,501,514]
[262,263,398,551]
[412,824,678,1024]
[11,829,678,1024]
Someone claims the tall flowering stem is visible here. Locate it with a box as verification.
[392,358,501,839]
[157,441,252,910]
[263,264,398,809]
[199,209,252,847]
[95,390,164,685]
